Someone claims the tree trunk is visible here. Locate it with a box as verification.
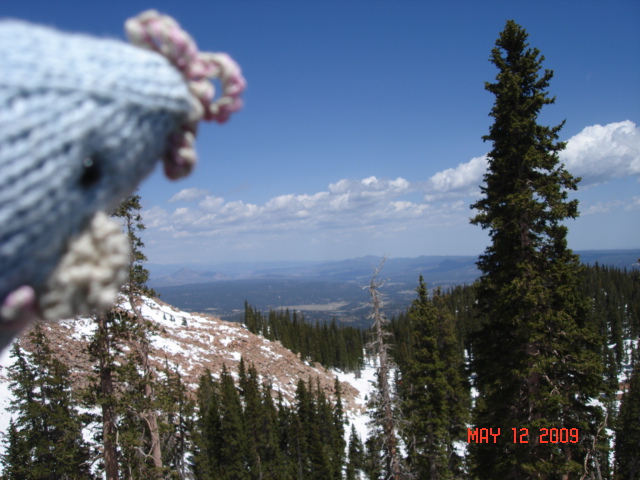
[369,260,403,480]
[139,329,163,478]
[98,313,119,480]
[145,381,163,478]
[129,291,164,478]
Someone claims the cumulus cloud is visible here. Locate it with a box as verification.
[420,120,640,200]
[199,195,225,212]
[561,120,640,185]
[143,175,448,240]
[424,155,488,200]
[144,122,639,248]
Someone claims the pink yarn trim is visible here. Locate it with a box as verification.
[125,10,246,179]
[0,285,38,332]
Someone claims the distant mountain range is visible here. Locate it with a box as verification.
[148,250,640,325]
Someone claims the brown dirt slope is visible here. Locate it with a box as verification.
[7,295,362,412]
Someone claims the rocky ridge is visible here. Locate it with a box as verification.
[0,295,363,414]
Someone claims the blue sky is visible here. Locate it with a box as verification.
[5,1,639,264]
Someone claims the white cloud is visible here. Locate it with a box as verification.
[169,187,210,203]
[561,120,640,185]
[582,201,622,216]
[143,121,639,259]
[199,195,225,212]
[576,195,640,216]
[420,120,640,201]
[424,155,488,200]
[143,175,447,239]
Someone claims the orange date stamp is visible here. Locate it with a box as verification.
[467,427,579,444]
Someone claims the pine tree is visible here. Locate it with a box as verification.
[191,369,222,479]
[2,323,94,479]
[346,425,365,480]
[239,360,266,479]
[258,382,286,480]
[275,390,300,479]
[84,192,165,479]
[0,420,30,480]
[285,396,308,479]
[86,309,125,480]
[399,278,469,479]
[615,362,640,480]
[469,20,608,479]
[157,360,195,480]
[312,380,337,480]
[363,435,383,480]
[293,378,315,479]
[218,364,249,480]
[332,377,347,478]
[112,193,156,299]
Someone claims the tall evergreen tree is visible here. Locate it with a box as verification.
[331,377,347,478]
[86,309,127,480]
[346,425,365,480]
[191,369,222,479]
[469,20,607,479]
[1,323,94,479]
[615,362,640,480]
[112,193,156,299]
[157,360,195,480]
[239,360,267,479]
[218,364,249,480]
[293,378,318,479]
[0,420,30,480]
[399,278,469,479]
[258,382,286,480]
[84,192,165,479]
[363,436,383,480]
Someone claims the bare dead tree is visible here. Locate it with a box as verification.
[366,258,410,480]
[579,411,608,480]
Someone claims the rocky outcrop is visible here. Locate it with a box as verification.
[9,296,363,412]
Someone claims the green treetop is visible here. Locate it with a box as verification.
[1,323,94,478]
[615,362,640,480]
[112,193,156,298]
[399,277,469,479]
[469,20,608,479]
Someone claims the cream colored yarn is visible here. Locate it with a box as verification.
[39,212,130,321]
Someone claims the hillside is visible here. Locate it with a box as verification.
[0,296,372,454]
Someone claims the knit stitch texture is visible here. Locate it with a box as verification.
[0,20,194,351]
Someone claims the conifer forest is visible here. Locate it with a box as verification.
[1,20,639,480]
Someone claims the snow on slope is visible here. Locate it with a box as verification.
[0,295,366,458]
[3,295,635,468]
[336,362,377,445]
[0,344,14,443]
